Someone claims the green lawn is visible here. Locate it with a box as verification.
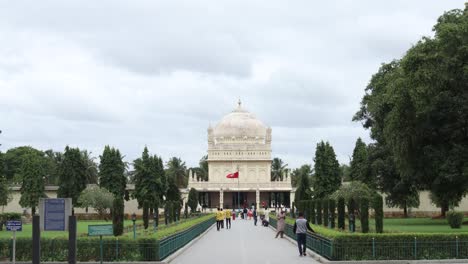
[368,217,468,233]
[0,220,142,239]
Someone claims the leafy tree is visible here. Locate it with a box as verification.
[355,7,468,217]
[78,186,114,220]
[3,146,44,184]
[349,138,374,188]
[99,146,127,196]
[294,165,312,204]
[99,146,127,234]
[133,147,166,229]
[43,150,63,185]
[194,155,209,181]
[313,141,341,198]
[331,181,374,207]
[187,188,198,212]
[0,176,11,212]
[57,146,87,211]
[340,164,351,182]
[166,157,187,188]
[271,158,288,181]
[18,152,46,215]
[368,143,419,217]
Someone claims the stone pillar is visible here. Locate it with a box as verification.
[220,189,224,208]
[256,189,260,209]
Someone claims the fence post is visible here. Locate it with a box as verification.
[372,237,375,259]
[456,236,459,258]
[414,237,417,259]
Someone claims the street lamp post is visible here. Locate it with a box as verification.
[131,213,137,239]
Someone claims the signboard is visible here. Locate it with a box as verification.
[88,225,113,236]
[6,221,22,231]
[39,198,72,231]
[44,199,65,230]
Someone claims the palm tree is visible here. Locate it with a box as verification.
[166,157,187,188]
[271,157,288,181]
[80,150,98,184]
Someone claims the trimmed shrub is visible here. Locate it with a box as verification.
[337,197,345,230]
[310,200,316,224]
[323,199,329,227]
[447,211,464,228]
[329,199,336,229]
[316,199,322,225]
[373,194,384,233]
[112,197,124,236]
[360,197,369,233]
[348,198,356,232]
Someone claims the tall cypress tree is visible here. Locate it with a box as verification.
[19,152,46,215]
[133,147,166,229]
[313,141,341,198]
[99,146,127,235]
[349,138,374,188]
[58,146,87,212]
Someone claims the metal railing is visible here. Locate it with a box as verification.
[269,217,333,259]
[269,216,468,261]
[0,216,215,262]
[158,217,215,260]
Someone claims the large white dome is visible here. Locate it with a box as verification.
[212,102,267,138]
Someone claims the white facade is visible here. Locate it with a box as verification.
[188,101,292,209]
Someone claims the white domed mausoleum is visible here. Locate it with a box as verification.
[187,101,293,210]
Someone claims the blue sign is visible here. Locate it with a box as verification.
[6,220,22,231]
[44,198,66,231]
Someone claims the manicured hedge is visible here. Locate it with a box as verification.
[270,214,468,261]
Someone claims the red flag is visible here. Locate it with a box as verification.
[226,172,239,178]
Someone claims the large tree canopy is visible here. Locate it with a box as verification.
[354,7,468,216]
[271,157,288,181]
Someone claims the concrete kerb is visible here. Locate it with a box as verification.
[267,225,468,264]
[164,222,215,263]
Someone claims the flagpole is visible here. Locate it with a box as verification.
[237,166,240,211]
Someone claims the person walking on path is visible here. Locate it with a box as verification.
[275,210,286,238]
[253,207,258,226]
[293,212,315,257]
[243,207,248,220]
[221,208,225,229]
[216,208,224,231]
[225,207,232,229]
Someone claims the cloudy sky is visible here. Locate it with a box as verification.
[0,1,465,169]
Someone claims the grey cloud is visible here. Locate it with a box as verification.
[0,0,465,169]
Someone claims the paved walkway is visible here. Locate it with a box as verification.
[170,218,320,264]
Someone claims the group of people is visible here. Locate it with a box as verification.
[215,207,232,231]
[275,210,315,257]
